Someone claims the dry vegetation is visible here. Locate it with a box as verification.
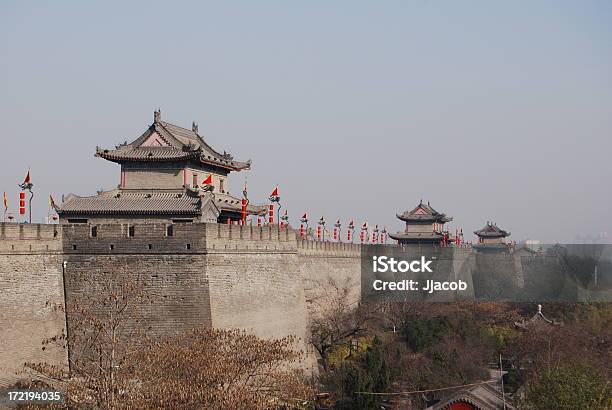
[19,272,612,409]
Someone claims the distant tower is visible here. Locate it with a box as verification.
[389,200,452,245]
[473,222,511,252]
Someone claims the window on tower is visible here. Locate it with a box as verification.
[220,179,225,193]
[192,174,198,187]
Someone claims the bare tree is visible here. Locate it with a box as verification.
[27,272,314,409]
[308,277,376,370]
[27,271,151,407]
[129,329,314,409]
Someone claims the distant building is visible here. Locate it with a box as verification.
[58,110,266,224]
[523,239,542,252]
[473,222,510,252]
[389,200,452,245]
[514,304,561,330]
[425,382,515,410]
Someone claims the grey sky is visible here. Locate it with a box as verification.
[1,1,611,242]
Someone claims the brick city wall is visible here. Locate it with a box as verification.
[0,222,365,380]
[0,224,68,385]
[298,239,363,315]
[62,223,213,344]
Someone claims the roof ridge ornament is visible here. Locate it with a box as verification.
[192,121,198,133]
[154,109,161,123]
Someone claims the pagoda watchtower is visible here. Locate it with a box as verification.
[473,221,511,252]
[474,222,510,245]
[389,200,452,245]
[58,110,265,224]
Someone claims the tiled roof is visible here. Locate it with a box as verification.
[159,121,201,147]
[156,120,251,170]
[96,146,200,162]
[95,114,251,171]
[59,190,201,215]
[213,192,267,215]
[396,201,452,223]
[58,188,267,218]
[388,232,445,240]
[514,305,559,330]
[427,383,516,410]
[474,222,510,238]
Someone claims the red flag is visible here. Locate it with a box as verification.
[3,192,7,211]
[301,213,307,219]
[22,170,31,185]
[270,187,279,197]
[202,174,213,185]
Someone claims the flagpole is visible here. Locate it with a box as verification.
[28,188,34,223]
[19,170,34,224]
[269,187,280,226]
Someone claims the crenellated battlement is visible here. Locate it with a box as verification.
[0,223,61,253]
[0,221,378,258]
[297,238,362,257]
[59,222,300,254]
[206,223,297,253]
[0,222,370,256]
[62,222,207,254]
[0,223,60,240]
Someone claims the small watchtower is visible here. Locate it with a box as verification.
[473,221,511,252]
[474,222,510,244]
[389,200,452,245]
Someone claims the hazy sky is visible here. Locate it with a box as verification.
[1,1,611,242]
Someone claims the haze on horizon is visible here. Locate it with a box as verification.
[1,1,611,243]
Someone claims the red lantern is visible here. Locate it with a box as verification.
[19,192,26,215]
[241,198,247,224]
[268,204,274,224]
